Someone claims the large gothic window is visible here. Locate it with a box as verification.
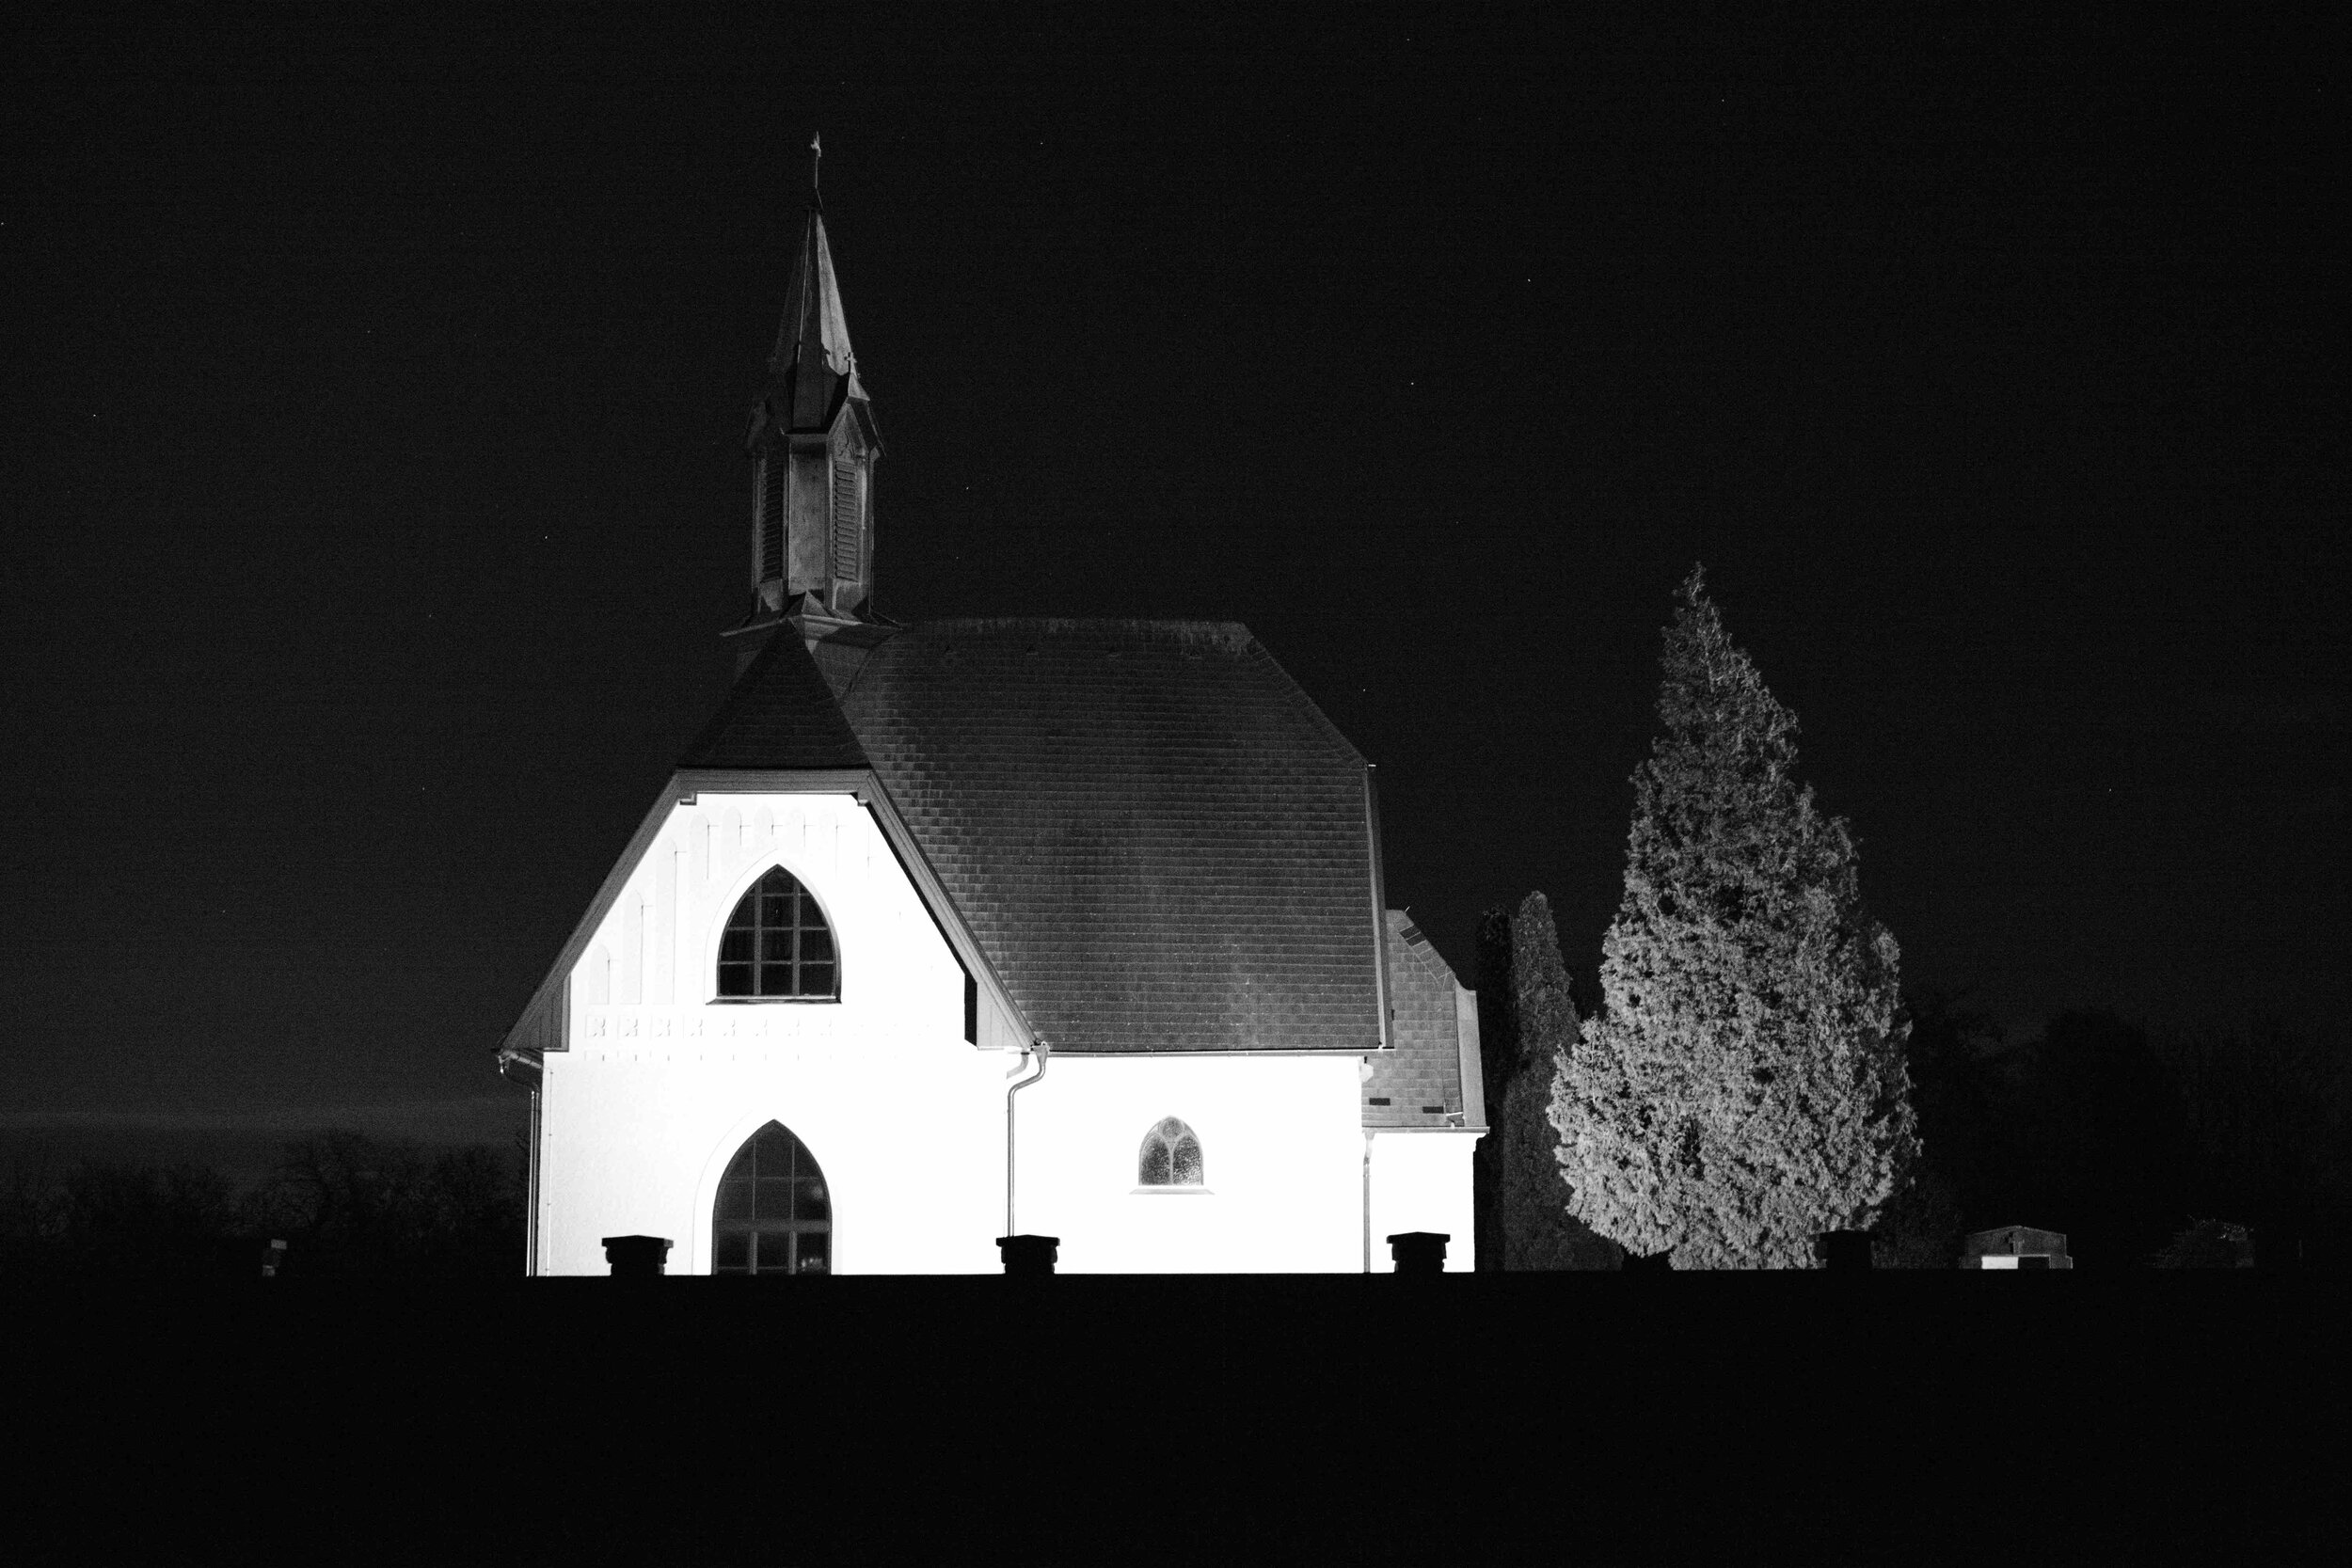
[713,1121,832,1275]
[718,867,838,999]
[1136,1117,1204,1187]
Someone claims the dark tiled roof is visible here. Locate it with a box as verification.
[1364,911,1468,1127]
[837,619,1380,1053]
[678,630,869,770]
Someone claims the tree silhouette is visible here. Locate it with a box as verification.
[1869,990,2012,1266]
[1996,1011,2195,1268]
[1476,894,1623,1270]
[0,1131,523,1279]
[2158,1018,2349,1272]
[245,1130,525,1277]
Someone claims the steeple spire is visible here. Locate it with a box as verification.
[731,141,882,669]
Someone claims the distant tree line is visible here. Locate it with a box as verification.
[1882,998,2348,1270]
[1480,925,2350,1271]
[0,1130,526,1281]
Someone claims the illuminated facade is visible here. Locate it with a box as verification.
[497,192,1483,1274]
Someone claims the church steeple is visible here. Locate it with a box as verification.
[733,135,882,665]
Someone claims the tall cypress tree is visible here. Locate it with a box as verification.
[1497,893,1623,1269]
[1549,567,1916,1268]
[1470,909,1518,1272]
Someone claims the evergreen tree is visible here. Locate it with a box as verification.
[1490,894,1623,1269]
[1470,909,1517,1271]
[1550,566,1916,1267]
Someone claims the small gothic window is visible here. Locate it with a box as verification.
[1137,1117,1204,1187]
[717,867,838,999]
[712,1120,831,1275]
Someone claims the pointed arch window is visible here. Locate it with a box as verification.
[713,1121,831,1275]
[1136,1117,1204,1188]
[718,867,838,999]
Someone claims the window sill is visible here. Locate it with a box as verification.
[707,998,842,1006]
[1130,1186,1215,1196]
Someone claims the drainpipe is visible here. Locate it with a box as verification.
[496,1045,544,1277]
[1362,1132,1374,1274]
[1005,1039,1050,1236]
[524,1085,541,1277]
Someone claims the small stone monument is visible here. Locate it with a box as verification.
[1963,1225,2072,1269]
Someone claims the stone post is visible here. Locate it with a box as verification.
[996,1235,1059,1275]
[1387,1231,1449,1275]
[602,1235,673,1276]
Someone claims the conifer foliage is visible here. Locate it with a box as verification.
[1550,567,1916,1267]
[1490,894,1623,1269]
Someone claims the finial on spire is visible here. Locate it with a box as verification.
[809,132,822,201]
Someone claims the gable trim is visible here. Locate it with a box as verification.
[1455,982,1486,1131]
[674,768,870,798]
[1366,766,1393,1054]
[681,768,1035,1048]
[497,768,1034,1057]
[497,779,685,1058]
[1033,1048,1390,1059]
[849,779,1037,1049]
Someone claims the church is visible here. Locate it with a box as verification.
[495,185,1485,1275]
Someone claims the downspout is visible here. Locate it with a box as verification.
[496,1045,544,1277]
[525,1085,541,1277]
[1005,1039,1050,1236]
[1361,764,1391,1275]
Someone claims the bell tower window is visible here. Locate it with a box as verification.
[831,448,863,586]
[717,867,838,999]
[757,454,787,584]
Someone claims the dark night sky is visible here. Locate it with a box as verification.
[3,7,2343,1157]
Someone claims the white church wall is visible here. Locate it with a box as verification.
[1013,1053,1366,1274]
[1367,1131,1481,1272]
[529,787,1475,1277]
[535,790,1013,1275]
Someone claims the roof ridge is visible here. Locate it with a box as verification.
[905,617,1251,643]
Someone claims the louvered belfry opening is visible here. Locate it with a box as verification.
[756,455,787,584]
[718,866,838,998]
[831,449,862,587]
[713,1121,832,1275]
